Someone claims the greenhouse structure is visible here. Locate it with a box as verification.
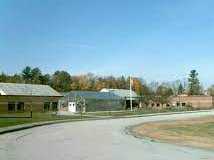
[59,89,139,112]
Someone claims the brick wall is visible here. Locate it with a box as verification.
[170,95,214,109]
[0,95,61,113]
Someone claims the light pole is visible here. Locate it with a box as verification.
[130,76,133,111]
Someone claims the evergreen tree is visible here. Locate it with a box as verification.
[31,67,42,84]
[188,70,201,95]
[178,83,184,95]
[22,66,33,83]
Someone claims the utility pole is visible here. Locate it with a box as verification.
[30,84,33,118]
[130,76,133,111]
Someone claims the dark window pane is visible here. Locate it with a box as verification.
[52,102,58,111]
[8,102,15,112]
[17,102,24,111]
[44,102,50,111]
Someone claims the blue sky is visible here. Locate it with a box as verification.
[0,0,214,86]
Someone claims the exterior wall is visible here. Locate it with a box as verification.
[170,95,214,109]
[0,102,8,113]
[0,95,61,113]
[146,102,169,110]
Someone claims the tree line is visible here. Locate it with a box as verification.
[1,66,214,98]
[0,66,136,92]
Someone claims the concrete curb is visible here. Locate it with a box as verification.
[0,109,213,135]
[0,118,101,135]
[0,120,71,135]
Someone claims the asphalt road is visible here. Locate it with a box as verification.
[1,111,214,160]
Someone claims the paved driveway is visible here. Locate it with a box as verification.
[1,111,214,160]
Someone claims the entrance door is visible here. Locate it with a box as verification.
[68,102,76,113]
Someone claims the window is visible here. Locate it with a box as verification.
[176,102,180,107]
[8,102,15,112]
[44,102,51,111]
[52,102,58,111]
[157,103,160,107]
[17,102,24,112]
[182,103,186,106]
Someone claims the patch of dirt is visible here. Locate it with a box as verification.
[131,116,214,150]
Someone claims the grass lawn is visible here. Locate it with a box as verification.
[85,107,197,117]
[0,112,90,128]
[132,116,214,150]
[86,110,159,117]
[0,107,202,128]
[0,110,157,128]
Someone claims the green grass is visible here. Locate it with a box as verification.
[85,107,197,117]
[0,112,89,128]
[0,106,200,128]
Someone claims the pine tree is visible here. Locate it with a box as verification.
[178,83,184,95]
[188,70,201,95]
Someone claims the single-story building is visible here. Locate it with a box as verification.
[170,94,214,109]
[146,94,214,109]
[0,83,62,113]
[59,89,139,113]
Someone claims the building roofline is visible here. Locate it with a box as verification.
[0,82,62,97]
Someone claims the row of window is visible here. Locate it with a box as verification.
[151,103,170,107]
[176,102,186,106]
[8,102,58,112]
[150,103,186,107]
[8,102,24,111]
[44,102,58,111]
